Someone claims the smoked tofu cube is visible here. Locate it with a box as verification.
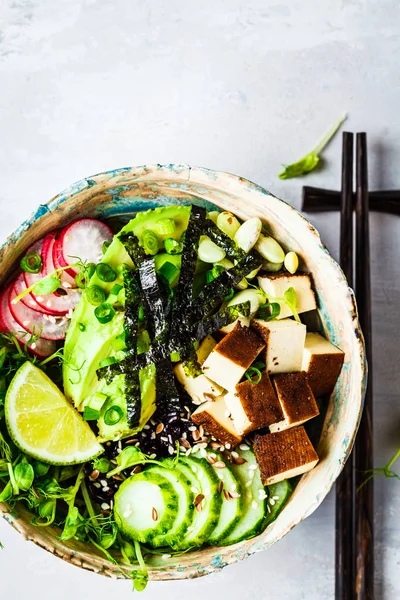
[301,332,345,397]
[174,335,224,403]
[191,395,242,447]
[257,272,317,319]
[252,318,306,374]
[202,322,265,390]
[269,372,319,433]
[225,371,284,436]
[254,426,319,485]
[219,316,250,335]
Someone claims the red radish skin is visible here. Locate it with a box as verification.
[0,288,57,358]
[24,233,81,316]
[56,218,113,277]
[13,273,49,315]
[52,236,78,288]
[9,287,70,341]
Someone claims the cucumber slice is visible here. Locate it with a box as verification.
[147,465,195,548]
[114,471,178,544]
[264,479,292,528]
[177,456,222,549]
[219,447,266,546]
[207,452,244,545]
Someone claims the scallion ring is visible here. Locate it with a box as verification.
[20,252,42,274]
[94,302,115,324]
[96,263,117,283]
[86,285,106,306]
[223,287,235,302]
[163,238,183,254]
[103,405,124,426]
[110,283,123,296]
[153,218,176,236]
[78,322,86,332]
[141,230,159,255]
[245,366,262,385]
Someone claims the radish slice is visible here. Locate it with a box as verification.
[9,287,70,341]
[13,273,49,315]
[24,234,81,316]
[55,218,113,276]
[0,288,57,358]
[51,234,78,288]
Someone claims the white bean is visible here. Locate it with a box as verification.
[216,211,241,239]
[255,234,285,263]
[228,288,266,315]
[284,251,299,274]
[207,211,220,224]
[234,217,262,253]
[198,236,226,263]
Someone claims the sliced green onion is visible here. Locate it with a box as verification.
[75,262,96,289]
[110,283,123,296]
[78,322,86,332]
[20,252,42,274]
[86,285,106,306]
[96,263,117,283]
[164,238,183,255]
[223,288,235,302]
[94,303,115,324]
[104,405,124,426]
[83,406,101,421]
[252,360,266,371]
[141,230,159,255]
[170,351,181,362]
[88,392,108,412]
[102,241,111,254]
[206,264,224,284]
[153,218,176,236]
[138,305,145,321]
[245,366,262,385]
[158,261,179,285]
[99,356,117,368]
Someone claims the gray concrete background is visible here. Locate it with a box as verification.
[0,1,399,598]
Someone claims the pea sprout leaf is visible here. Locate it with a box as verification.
[33,276,61,296]
[106,446,164,478]
[284,287,301,322]
[358,447,400,491]
[279,113,347,180]
[14,460,35,491]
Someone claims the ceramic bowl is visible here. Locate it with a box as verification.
[0,165,366,580]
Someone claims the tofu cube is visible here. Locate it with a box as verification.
[219,316,250,335]
[252,318,306,374]
[191,395,242,447]
[257,272,317,319]
[225,371,284,436]
[254,426,319,485]
[301,332,345,397]
[174,335,224,403]
[202,322,265,390]
[269,372,319,433]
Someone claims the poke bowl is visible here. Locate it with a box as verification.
[0,164,366,583]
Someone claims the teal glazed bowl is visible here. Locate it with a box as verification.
[0,165,366,580]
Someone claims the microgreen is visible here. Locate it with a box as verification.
[14,459,35,491]
[283,287,301,322]
[278,113,347,179]
[106,446,164,478]
[358,447,400,491]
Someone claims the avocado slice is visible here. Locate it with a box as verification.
[63,205,191,441]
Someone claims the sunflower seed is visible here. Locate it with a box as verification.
[205,454,216,465]
[203,393,215,402]
[192,430,200,442]
[90,470,100,481]
[233,456,247,465]
[218,481,224,494]
[213,461,226,469]
[194,494,205,506]
[180,437,190,449]
[229,490,241,499]
[152,507,158,521]
[196,502,203,512]
[223,489,231,501]
[132,465,142,474]
[155,423,164,435]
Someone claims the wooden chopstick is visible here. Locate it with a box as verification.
[335,132,355,600]
[354,132,374,599]
[302,187,400,215]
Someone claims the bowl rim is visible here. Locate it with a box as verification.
[0,163,367,581]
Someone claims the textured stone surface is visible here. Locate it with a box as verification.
[0,1,399,598]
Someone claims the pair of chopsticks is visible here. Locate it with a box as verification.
[305,133,375,599]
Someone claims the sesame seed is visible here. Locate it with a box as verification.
[93,482,101,488]
[100,479,107,486]
[149,453,157,459]
[168,445,175,455]
[46,300,52,308]
[245,481,252,487]
[102,486,110,492]
[188,425,197,431]
[225,443,231,450]
[269,498,276,506]
[267,504,271,513]
[150,419,156,426]
[240,444,249,451]
[143,424,150,430]
[151,432,156,440]
[231,451,239,459]
[251,501,258,509]
[272,495,280,500]
[248,469,255,479]
[62,281,72,289]
[213,461,226,469]
[160,436,169,442]
[249,464,257,470]
[101,503,110,510]
[23,320,30,327]
[185,447,192,456]
[31,343,37,350]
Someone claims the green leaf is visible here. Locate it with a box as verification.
[14,461,35,491]
[34,276,61,296]
[284,287,301,322]
[0,481,13,502]
[279,113,347,180]
[92,457,112,474]
[32,461,50,478]
[107,446,163,478]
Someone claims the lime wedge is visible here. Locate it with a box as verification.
[5,362,103,465]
